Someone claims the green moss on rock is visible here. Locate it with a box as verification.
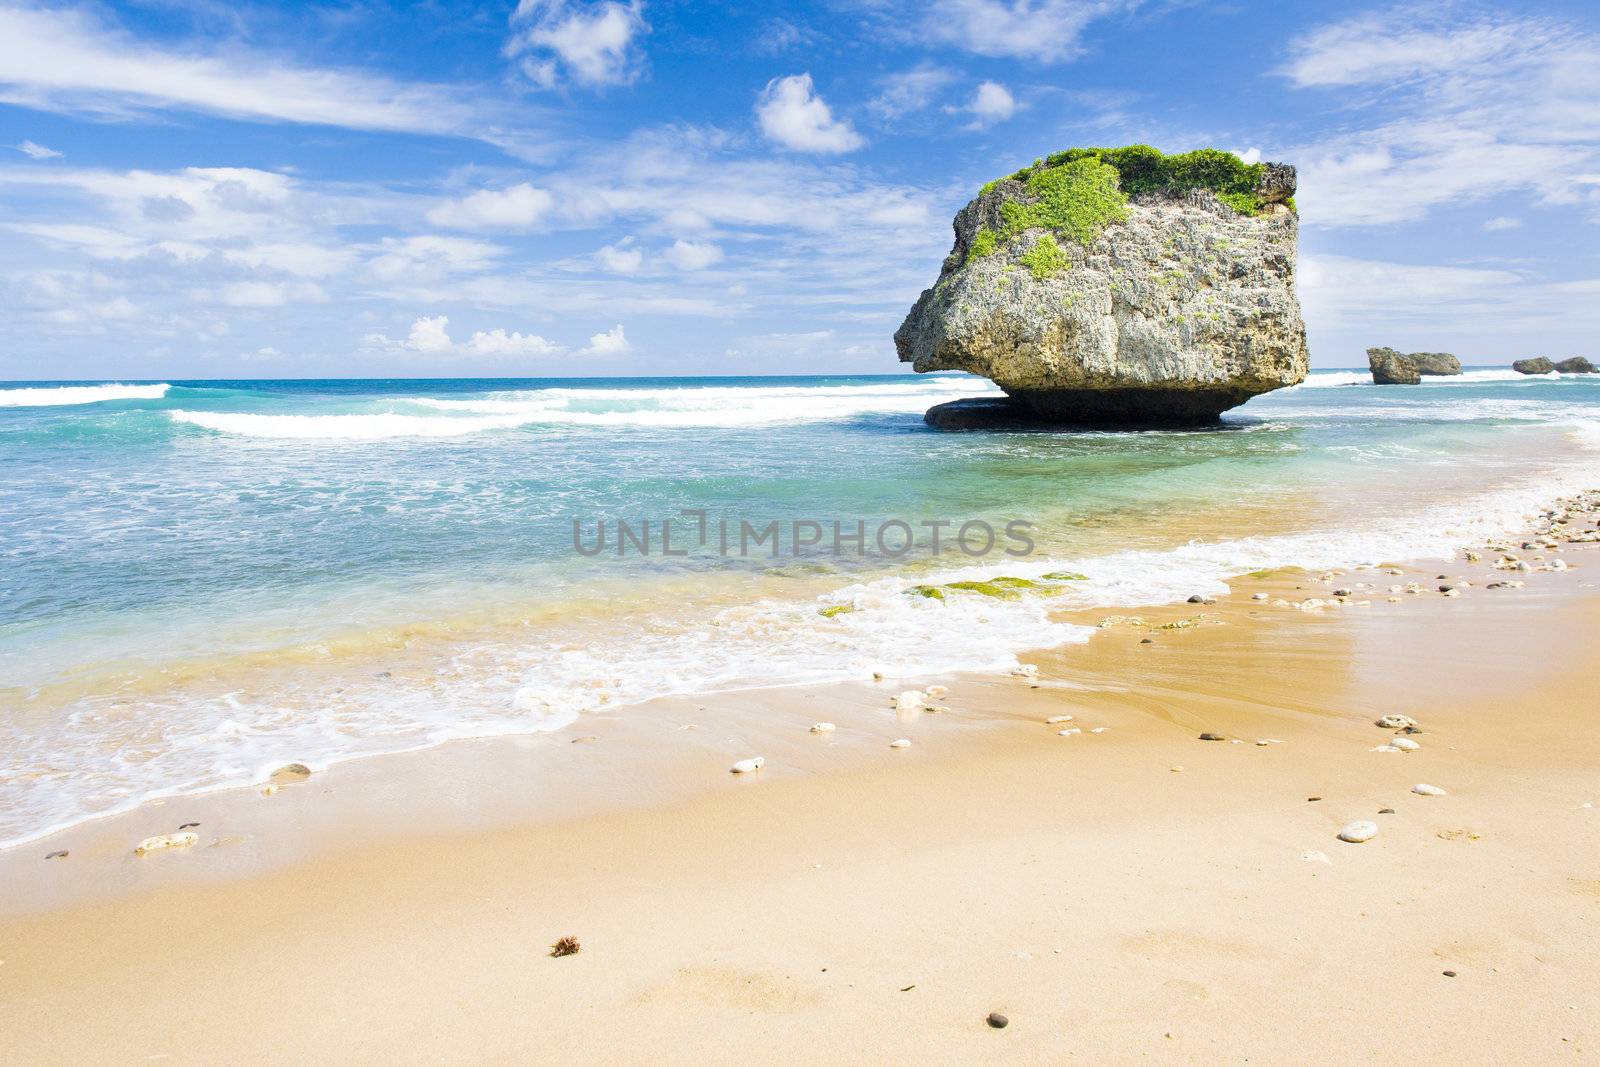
[818,604,854,618]
[1019,233,1071,279]
[966,227,999,263]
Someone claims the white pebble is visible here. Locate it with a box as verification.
[1371,744,1403,753]
[925,685,948,698]
[1338,820,1380,843]
[1012,664,1039,678]
[809,722,836,734]
[1391,737,1420,751]
[1090,726,1109,734]
[730,756,765,774]
[1251,592,1269,601]
[893,690,926,711]
[1045,715,1074,724]
[134,832,198,855]
[1056,727,1081,736]
[889,738,912,749]
[1412,783,1447,796]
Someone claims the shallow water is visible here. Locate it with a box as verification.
[2,369,1598,846]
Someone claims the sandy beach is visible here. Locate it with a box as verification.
[3,512,1597,1064]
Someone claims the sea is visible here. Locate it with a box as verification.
[2,369,1598,847]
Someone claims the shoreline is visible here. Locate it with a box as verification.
[2,509,1598,1060]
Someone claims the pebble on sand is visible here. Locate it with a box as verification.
[730,756,765,774]
[1376,715,1419,730]
[893,690,927,711]
[1045,715,1073,724]
[1251,592,1269,601]
[810,722,836,734]
[1198,732,1226,741]
[986,1012,1009,1029]
[135,831,199,855]
[269,762,313,784]
[1057,727,1081,736]
[925,685,949,698]
[1012,664,1039,678]
[1338,820,1380,843]
[1391,737,1420,751]
[889,738,912,749]
[1412,783,1447,796]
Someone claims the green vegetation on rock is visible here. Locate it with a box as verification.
[1040,571,1089,581]
[965,227,999,264]
[1019,234,1071,279]
[818,604,854,618]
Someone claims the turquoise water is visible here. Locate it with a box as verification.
[2,371,1598,845]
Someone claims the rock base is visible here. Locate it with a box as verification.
[924,391,1239,431]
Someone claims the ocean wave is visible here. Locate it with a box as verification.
[168,409,546,440]
[1290,368,1544,389]
[0,383,170,407]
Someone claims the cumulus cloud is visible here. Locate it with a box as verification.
[506,0,647,89]
[756,73,864,154]
[662,239,723,270]
[1482,216,1523,232]
[13,139,61,159]
[594,238,644,273]
[582,323,629,354]
[0,4,484,134]
[952,81,1017,128]
[426,184,554,230]
[364,315,567,357]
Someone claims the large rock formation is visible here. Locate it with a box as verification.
[1554,357,1596,374]
[1514,358,1556,375]
[897,146,1309,428]
[1367,347,1462,384]
[1368,347,1420,385]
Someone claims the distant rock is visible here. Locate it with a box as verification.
[1513,357,1556,375]
[897,146,1308,428]
[1408,352,1463,376]
[1368,347,1421,385]
[1367,347,1461,384]
[1554,357,1596,374]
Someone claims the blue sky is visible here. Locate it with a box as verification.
[1,0,1597,379]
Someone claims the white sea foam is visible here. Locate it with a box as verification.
[0,383,170,407]
[166,378,1003,438]
[1290,368,1548,389]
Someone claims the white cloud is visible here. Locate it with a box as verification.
[756,74,864,154]
[506,0,647,89]
[467,328,563,356]
[13,139,61,159]
[1482,216,1523,232]
[212,281,327,307]
[662,239,723,271]
[0,4,483,134]
[868,64,956,120]
[919,0,1131,62]
[368,236,503,281]
[957,81,1018,128]
[1282,9,1600,228]
[594,238,644,273]
[426,184,554,230]
[404,315,454,352]
[582,323,629,354]
[1236,147,1262,165]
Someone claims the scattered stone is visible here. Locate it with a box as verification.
[1057,727,1081,736]
[986,1012,1009,1030]
[1513,357,1556,375]
[1412,783,1447,796]
[889,738,912,749]
[135,831,199,855]
[1046,715,1074,724]
[45,850,67,859]
[261,784,280,796]
[1371,744,1403,753]
[927,704,952,714]
[550,936,581,958]
[1378,808,1396,815]
[893,690,927,712]
[1251,592,1269,601]
[269,763,312,784]
[1170,766,1184,772]
[1437,827,1482,841]
[1333,588,1353,598]
[730,756,765,774]
[1338,820,1380,843]
[1090,727,1109,734]
[1198,732,1226,741]
[1391,737,1420,752]
[1012,664,1039,679]
[1187,594,1216,604]
[1442,970,1457,978]
[925,684,949,698]
[178,822,201,830]
[1376,715,1419,730]
[1308,797,1322,802]
[810,722,836,734]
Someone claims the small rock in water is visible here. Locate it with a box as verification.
[1198,732,1226,741]
[810,722,836,734]
[925,684,949,698]
[1187,594,1215,604]
[260,783,280,796]
[1338,820,1380,843]
[1391,737,1420,751]
[1376,715,1419,730]
[135,831,199,855]
[1334,588,1353,598]
[730,756,765,774]
[986,1012,1009,1029]
[889,738,912,749]
[1412,783,1447,796]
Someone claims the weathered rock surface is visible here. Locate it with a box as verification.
[1514,357,1556,375]
[1367,347,1461,383]
[1554,357,1596,374]
[897,149,1308,428]
[1368,347,1421,385]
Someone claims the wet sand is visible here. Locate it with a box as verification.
[2,538,1599,1062]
